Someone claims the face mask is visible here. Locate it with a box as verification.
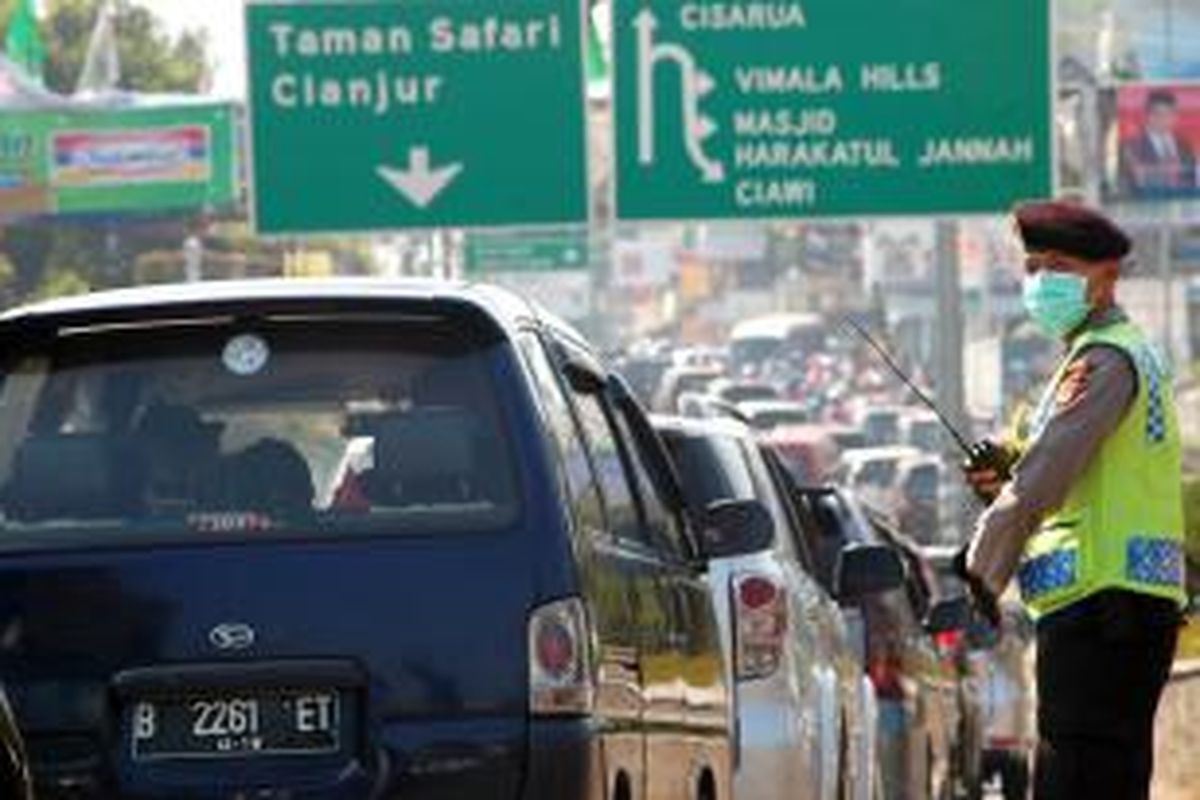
[1022,271,1091,338]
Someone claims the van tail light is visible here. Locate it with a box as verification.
[867,652,906,701]
[529,597,594,716]
[732,574,788,681]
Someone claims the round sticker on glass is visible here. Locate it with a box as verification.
[223,334,270,376]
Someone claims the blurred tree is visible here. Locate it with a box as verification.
[0,0,212,304]
[39,0,210,94]
[32,267,90,301]
[3,0,45,83]
[1,225,54,296]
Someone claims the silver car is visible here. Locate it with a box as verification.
[656,417,904,800]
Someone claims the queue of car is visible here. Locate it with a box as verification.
[618,321,1037,800]
[0,282,1030,800]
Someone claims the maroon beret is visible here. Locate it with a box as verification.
[1013,201,1132,262]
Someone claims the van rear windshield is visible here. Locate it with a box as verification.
[0,316,522,547]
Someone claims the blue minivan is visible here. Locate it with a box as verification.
[0,280,761,799]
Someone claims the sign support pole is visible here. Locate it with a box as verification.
[935,218,968,540]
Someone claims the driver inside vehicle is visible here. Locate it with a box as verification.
[135,402,224,515]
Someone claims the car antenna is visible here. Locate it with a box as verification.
[840,317,974,457]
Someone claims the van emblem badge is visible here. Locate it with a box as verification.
[209,623,256,651]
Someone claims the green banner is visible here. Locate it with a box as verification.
[0,103,239,218]
[613,0,1053,220]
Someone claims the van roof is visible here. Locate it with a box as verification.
[730,313,824,341]
[0,278,584,347]
[735,400,807,415]
[840,445,923,465]
[760,423,837,443]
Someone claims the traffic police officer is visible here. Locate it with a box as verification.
[960,201,1185,800]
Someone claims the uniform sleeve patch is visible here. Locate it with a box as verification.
[1056,359,1091,410]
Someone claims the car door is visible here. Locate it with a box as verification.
[885,534,956,800]
[560,358,699,800]
[519,332,645,800]
[763,451,871,800]
[793,489,934,800]
[740,443,841,800]
[610,384,729,800]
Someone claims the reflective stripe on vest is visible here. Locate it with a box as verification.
[1017,321,1186,618]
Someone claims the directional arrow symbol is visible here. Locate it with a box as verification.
[633,7,659,33]
[377,147,463,209]
[694,117,718,140]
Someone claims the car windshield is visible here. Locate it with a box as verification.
[856,459,897,487]
[721,384,777,403]
[908,420,941,451]
[863,413,900,445]
[0,316,522,546]
[676,373,717,395]
[905,464,939,501]
[731,337,782,368]
[750,408,808,429]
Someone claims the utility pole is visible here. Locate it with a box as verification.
[935,221,968,434]
[935,219,969,541]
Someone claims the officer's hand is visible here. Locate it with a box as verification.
[953,544,1002,630]
[971,582,1002,630]
[961,440,1013,504]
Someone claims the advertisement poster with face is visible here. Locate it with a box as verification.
[1106,83,1200,201]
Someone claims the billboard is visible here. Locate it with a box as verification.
[1106,83,1200,202]
[0,103,238,218]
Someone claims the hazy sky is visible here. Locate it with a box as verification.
[145,0,1200,96]
[153,0,246,98]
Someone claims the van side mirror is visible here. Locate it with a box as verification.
[697,499,774,560]
[925,596,973,635]
[836,544,905,601]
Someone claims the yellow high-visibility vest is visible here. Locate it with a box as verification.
[1017,321,1186,618]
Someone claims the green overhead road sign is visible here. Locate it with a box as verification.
[613,0,1053,220]
[246,0,588,235]
[464,229,590,275]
